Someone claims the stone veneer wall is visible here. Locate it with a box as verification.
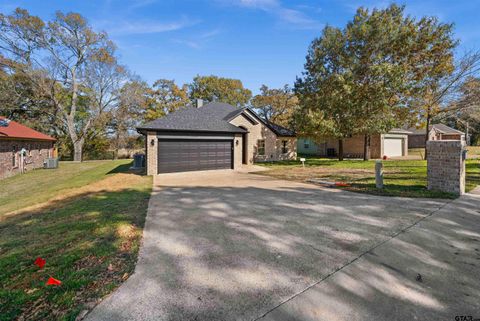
[229,113,297,163]
[427,140,465,195]
[0,139,54,179]
[146,131,158,176]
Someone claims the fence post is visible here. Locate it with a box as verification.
[375,160,383,189]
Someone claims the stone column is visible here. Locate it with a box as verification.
[146,131,157,176]
[427,140,466,195]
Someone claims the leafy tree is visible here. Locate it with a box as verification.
[295,4,457,160]
[146,79,189,121]
[111,79,153,158]
[189,75,252,107]
[251,84,298,127]
[0,8,126,161]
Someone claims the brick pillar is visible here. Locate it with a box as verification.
[427,140,466,195]
[146,131,157,176]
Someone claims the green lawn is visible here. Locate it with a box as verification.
[409,146,480,160]
[258,158,480,198]
[0,160,152,321]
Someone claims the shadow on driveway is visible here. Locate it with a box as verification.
[85,171,480,321]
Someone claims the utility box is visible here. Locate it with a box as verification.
[43,158,59,169]
[427,140,466,195]
[132,153,145,169]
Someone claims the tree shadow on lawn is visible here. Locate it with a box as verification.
[0,180,151,321]
[88,181,478,321]
[106,161,145,175]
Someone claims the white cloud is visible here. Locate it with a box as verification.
[200,28,223,39]
[173,39,202,49]
[226,0,323,29]
[172,28,223,50]
[96,16,201,36]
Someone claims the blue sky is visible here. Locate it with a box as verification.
[1,0,479,93]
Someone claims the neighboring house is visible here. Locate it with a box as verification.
[298,129,410,158]
[137,101,296,174]
[0,116,56,179]
[408,124,465,148]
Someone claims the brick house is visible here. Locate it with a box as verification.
[137,101,296,175]
[408,124,465,148]
[0,117,56,179]
[297,129,410,158]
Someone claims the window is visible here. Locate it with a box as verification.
[257,140,265,156]
[12,146,18,167]
[304,140,310,149]
[282,140,288,154]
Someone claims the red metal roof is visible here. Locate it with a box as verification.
[0,116,56,141]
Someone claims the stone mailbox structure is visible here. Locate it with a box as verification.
[427,140,466,195]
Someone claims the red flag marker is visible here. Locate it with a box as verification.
[46,277,62,286]
[34,257,46,269]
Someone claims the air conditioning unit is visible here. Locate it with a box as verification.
[44,158,59,169]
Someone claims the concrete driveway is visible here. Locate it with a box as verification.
[86,170,480,321]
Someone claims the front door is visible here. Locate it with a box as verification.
[242,133,248,164]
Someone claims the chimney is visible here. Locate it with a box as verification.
[195,99,204,108]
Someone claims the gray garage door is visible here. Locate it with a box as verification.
[158,139,233,173]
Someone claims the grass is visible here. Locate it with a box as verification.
[409,146,480,159]
[467,146,480,157]
[0,160,152,321]
[258,157,480,198]
[408,148,425,159]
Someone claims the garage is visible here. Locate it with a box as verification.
[138,101,296,175]
[157,139,233,173]
[383,137,404,157]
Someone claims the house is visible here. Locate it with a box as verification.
[137,101,297,174]
[0,117,56,179]
[297,129,410,158]
[408,124,465,148]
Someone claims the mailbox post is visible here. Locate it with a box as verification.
[427,141,466,195]
[375,160,383,189]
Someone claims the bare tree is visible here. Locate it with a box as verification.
[0,9,125,161]
[415,51,480,156]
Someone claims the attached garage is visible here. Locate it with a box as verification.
[383,137,404,157]
[157,139,233,173]
[137,101,297,175]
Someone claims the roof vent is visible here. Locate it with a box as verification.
[0,118,10,127]
[195,99,203,108]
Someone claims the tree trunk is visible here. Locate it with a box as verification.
[363,134,371,161]
[73,140,83,162]
[114,132,120,160]
[338,139,344,161]
[424,112,431,160]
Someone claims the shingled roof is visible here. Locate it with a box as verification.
[137,102,296,136]
[408,124,464,135]
[137,102,247,133]
[0,116,56,141]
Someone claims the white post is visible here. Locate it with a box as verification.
[375,160,383,189]
[300,158,306,168]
